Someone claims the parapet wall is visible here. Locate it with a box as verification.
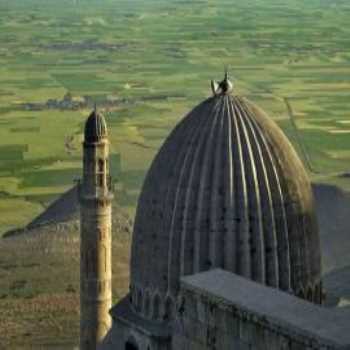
[173,269,350,350]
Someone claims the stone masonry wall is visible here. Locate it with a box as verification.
[173,288,345,350]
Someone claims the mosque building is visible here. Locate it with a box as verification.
[80,74,350,350]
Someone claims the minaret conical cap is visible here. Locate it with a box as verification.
[84,107,108,142]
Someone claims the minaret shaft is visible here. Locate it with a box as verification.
[79,131,113,350]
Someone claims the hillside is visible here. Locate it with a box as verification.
[3,185,132,238]
[5,181,350,272]
[27,186,80,229]
[0,182,350,348]
[0,189,132,349]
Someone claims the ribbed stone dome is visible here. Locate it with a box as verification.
[84,109,108,143]
[130,80,322,320]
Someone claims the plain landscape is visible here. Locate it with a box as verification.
[1,0,350,348]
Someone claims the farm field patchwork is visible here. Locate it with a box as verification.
[1,0,350,233]
[1,0,350,348]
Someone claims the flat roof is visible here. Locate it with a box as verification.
[181,269,350,348]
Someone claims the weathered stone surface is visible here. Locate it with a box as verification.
[130,88,322,320]
[80,110,113,350]
[175,269,350,350]
[100,82,336,350]
[101,297,172,350]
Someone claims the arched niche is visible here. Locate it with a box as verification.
[152,293,161,320]
[125,336,139,350]
[99,244,107,273]
[164,296,174,321]
[315,281,324,304]
[297,287,305,300]
[98,227,105,241]
[136,289,142,312]
[97,158,105,187]
[307,285,314,302]
[98,158,104,173]
[144,291,151,317]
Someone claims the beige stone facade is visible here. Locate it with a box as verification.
[80,110,113,350]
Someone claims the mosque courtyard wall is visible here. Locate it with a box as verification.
[173,269,350,350]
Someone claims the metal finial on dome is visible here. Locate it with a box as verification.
[211,68,234,96]
[220,67,233,94]
[224,66,229,80]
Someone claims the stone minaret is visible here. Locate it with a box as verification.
[79,108,113,350]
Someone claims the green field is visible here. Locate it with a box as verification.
[1,0,350,235]
[1,0,350,347]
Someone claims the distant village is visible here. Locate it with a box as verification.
[21,91,183,112]
[21,92,132,112]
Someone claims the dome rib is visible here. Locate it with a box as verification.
[153,102,206,293]
[208,101,223,269]
[179,120,207,279]
[229,99,251,278]
[241,99,292,289]
[206,98,227,269]
[193,98,223,274]
[130,92,322,318]
[132,109,192,290]
[171,98,221,288]
[166,106,208,292]
[223,97,236,272]
[210,97,227,269]
[162,119,195,291]
[237,102,272,285]
[237,100,279,286]
[178,100,221,280]
[234,101,265,284]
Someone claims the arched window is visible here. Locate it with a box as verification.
[314,282,323,304]
[97,159,104,187]
[144,292,151,317]
[307,286,313,302]
[98,175,104,187]
[153,294,161,320]
[164,296,174,320]
[98,159,104,173]
[98,228,107,241]
[125,338,138,350]
[297,287,305,300]
[136,290,142,312]
[129,286,136,306]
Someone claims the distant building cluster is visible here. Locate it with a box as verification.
[22,92,131,112]
[22,91,185,113]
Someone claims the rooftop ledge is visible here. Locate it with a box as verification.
[181,269,350,349]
